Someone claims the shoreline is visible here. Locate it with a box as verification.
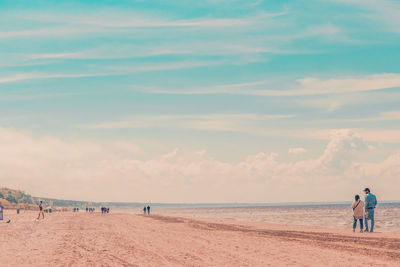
[108,208,400,236]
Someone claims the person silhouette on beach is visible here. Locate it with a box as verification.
[147,205,150,215]
[143,206,146,215]
[37,201,44,220]
[352,195,364,233]
[364,188,377,232]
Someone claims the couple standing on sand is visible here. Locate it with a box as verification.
[352,188,377,233]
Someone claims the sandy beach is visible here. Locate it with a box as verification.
[0,211,399,266]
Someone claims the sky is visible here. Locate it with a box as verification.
[0,0,399,203]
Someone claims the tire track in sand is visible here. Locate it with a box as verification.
[147,215,400,263]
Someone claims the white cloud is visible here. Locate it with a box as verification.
[317,129,370,171]
[0,126,398,202]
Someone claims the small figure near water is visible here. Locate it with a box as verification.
[143,206,146,215]
[364,188,377,233]
[147,205,150,215]
[37,201,44,220]
[352,195,364,233]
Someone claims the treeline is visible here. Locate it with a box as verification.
[0,187,148,208]
[38,197,144,208]
[0,188,35,204]
[0,188,37,209]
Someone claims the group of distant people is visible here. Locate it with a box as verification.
[143,205,150,215]
[101,207,110,214]
[352,187,378,233]
[36,202,109,216]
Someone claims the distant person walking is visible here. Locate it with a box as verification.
[143,206,146,215]
[37,201,44,220]
[352,195,364,232]
[147,205,150,215]
[364,188,377,232]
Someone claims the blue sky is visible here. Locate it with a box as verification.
[0,0,399,202]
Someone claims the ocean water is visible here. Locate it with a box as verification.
[146,202,400,232]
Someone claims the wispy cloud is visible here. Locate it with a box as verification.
[113,61,224,73]
[0,26,109,39]
[22,12,267,28]
[295,73,400,95]
[0,73,104,84]
[293,91,400,112]
[0,92,84,102]
[87,115,400,144]
[0,10,283,40]
[303,128,400,144]
[0,60,223,84]
[87,113,294,134]
[0,42,302,69]
[344,111,400,122]
[132,80,273,95]
[133,73,400,96]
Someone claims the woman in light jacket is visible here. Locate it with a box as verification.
[352,195,364,232]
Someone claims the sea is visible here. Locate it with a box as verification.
[122,202,400,232]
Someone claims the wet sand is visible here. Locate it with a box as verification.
[0,210,399,266]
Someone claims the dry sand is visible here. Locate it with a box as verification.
[0,210,399,266]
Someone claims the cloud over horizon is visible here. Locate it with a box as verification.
[0,127,397,203]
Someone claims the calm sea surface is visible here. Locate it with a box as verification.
[129,202,400,232]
